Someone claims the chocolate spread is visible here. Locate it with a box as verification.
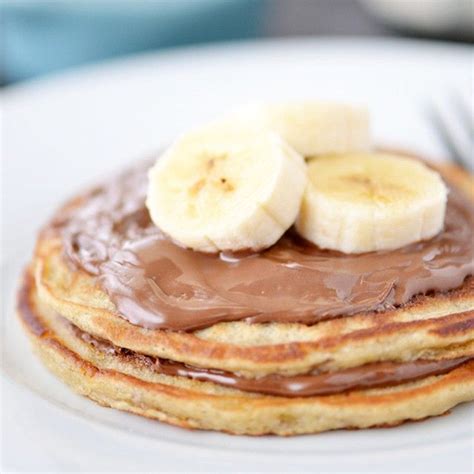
[69,320,471,397]
[55,160,474,331]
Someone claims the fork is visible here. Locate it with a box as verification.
[426,91,474,173]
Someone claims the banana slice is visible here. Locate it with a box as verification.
[146,131,307,252]
[227,101,371,157]
[296,153,448,253]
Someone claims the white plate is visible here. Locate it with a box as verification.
[2,38,473,472]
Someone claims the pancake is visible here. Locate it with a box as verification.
[19,155,474,435]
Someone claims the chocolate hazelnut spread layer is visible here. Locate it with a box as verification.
[65,318,472,397]
[55,160,474,331]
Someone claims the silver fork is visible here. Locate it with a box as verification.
[426,91,474,172]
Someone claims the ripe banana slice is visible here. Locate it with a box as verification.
[296,153,448,253]
[227,101,371,157]
[146,131,307,252]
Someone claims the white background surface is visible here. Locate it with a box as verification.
[1,38,473,472]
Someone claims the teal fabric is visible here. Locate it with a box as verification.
[1,0,265,83]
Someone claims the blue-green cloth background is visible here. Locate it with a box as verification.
[1,0,266,83]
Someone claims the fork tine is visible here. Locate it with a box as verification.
[452,90,474,136]
[425,102,473,172]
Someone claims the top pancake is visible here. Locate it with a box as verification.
[33,160,474,377]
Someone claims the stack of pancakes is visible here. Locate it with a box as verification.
[18,158,474,436]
